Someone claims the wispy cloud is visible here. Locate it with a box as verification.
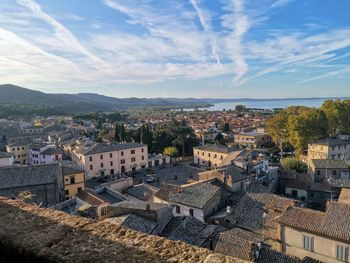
[16,0,103,65]
[271,0,294,8]
[189,0,221,64]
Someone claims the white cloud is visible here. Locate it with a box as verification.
[271,0,294,8]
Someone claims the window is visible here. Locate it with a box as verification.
[131,157,136,162]
[131,149,135,154]
[22,147,24,150]
[121,159,125,164]
[142,156,144,160]
[303,235,313,251]
[110,161,113,166]
[100,154,103,160]
[189,208,194,216]
[291,190,298,198]
[90,165,93,170]
[316,170,321,176]
[142,148,144,153]
[69,176,75,184]
[333,170,337,176]
[121,151,124,156]
[101,163,104,168]
[77,187,82,192]
[337,245,348,262]
[176,205,180,213]
[64,189,69,196]
[89,156,93,162]
[110,153,113,158]
[208,153,211,157]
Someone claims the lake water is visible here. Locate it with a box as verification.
[206,98,343,111]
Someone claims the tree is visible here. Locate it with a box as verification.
[221,122,230,132]
[114,124,121,142]
[235,104,246,112]
[280,157,307,173]
[321,100,350,136]
[163,146,178,157]
[266,112,288,157]
[215,133,225,144]
[120,124,127,142]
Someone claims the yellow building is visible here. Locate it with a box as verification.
[61,164,85,200]
[308,138,350,163]
[193,144,242,167]
[277,202,350,263]
[6,140,31,165]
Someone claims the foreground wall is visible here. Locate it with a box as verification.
[0,196,247,263]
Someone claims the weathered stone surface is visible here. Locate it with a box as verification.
[0,197,248,263]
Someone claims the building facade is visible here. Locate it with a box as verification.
[6,141,30,165]
[308,139,350,163]
[72,142,148,178]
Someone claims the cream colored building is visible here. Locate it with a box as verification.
[72,142,148,178]
[308,139,350,163]
[6,140,31,165]
[193,144,240,167]
[62,164,85,200]
[234,131,272,148]
[277,202,350,263]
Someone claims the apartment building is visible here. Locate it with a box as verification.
[61,164,85,200]
[30,144,63,165]
[277,202,350,263]
[193,144,239,167]
[6,140,31,165]
[234,131,272,148]
[72,142,148,178]
[308,159,350,182]
[308,138,350,162]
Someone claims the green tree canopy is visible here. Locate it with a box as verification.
[163,146,178,157]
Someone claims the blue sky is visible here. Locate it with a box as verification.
[0,0,349,98]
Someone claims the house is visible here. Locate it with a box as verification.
[61,163,85,200]
[277,202,350,263]
[210,193,296,250]
[30,144,63,165]
[308,159,349,182]
[167,179,234,222]
[6,140,31,165]
[234,131,272,148]
[278,171,332,210]
[198,165,247,192]
[213,228,302,263]
[0,152,14,167]
[307,138,350,162]
[76,189,111,219]
[123,183,158,202]
[148,154,171,168]
[72,142,148,178]
[103,201,173,234]
[161,215,225,247]
[0,162,85,206]
[193,143,239,167]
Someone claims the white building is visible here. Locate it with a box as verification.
[0,152,14,167]
[30,145,63,165]
[72,142,148,178]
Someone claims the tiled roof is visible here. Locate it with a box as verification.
[0,164,59,189]
[124,183,158,201]
[154,184,181,202]
[214,228,263,261]
[61,163,85,175]
[104,213,157,234]
[258,248,301,263]
[40,147,64,155]
[0,151,14,158]
[76,189,110,206]
[310,138,349,146]
[193,144,237,154]
[169,180,221,209]
[227,193,294,239]
[310,159,348,169]
[277,202,350,242]
[77,142,145,155]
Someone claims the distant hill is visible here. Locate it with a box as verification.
[0,84,209,114]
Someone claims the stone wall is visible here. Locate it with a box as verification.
[0,196,248,263]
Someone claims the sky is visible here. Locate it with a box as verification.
[0,0,349,98]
